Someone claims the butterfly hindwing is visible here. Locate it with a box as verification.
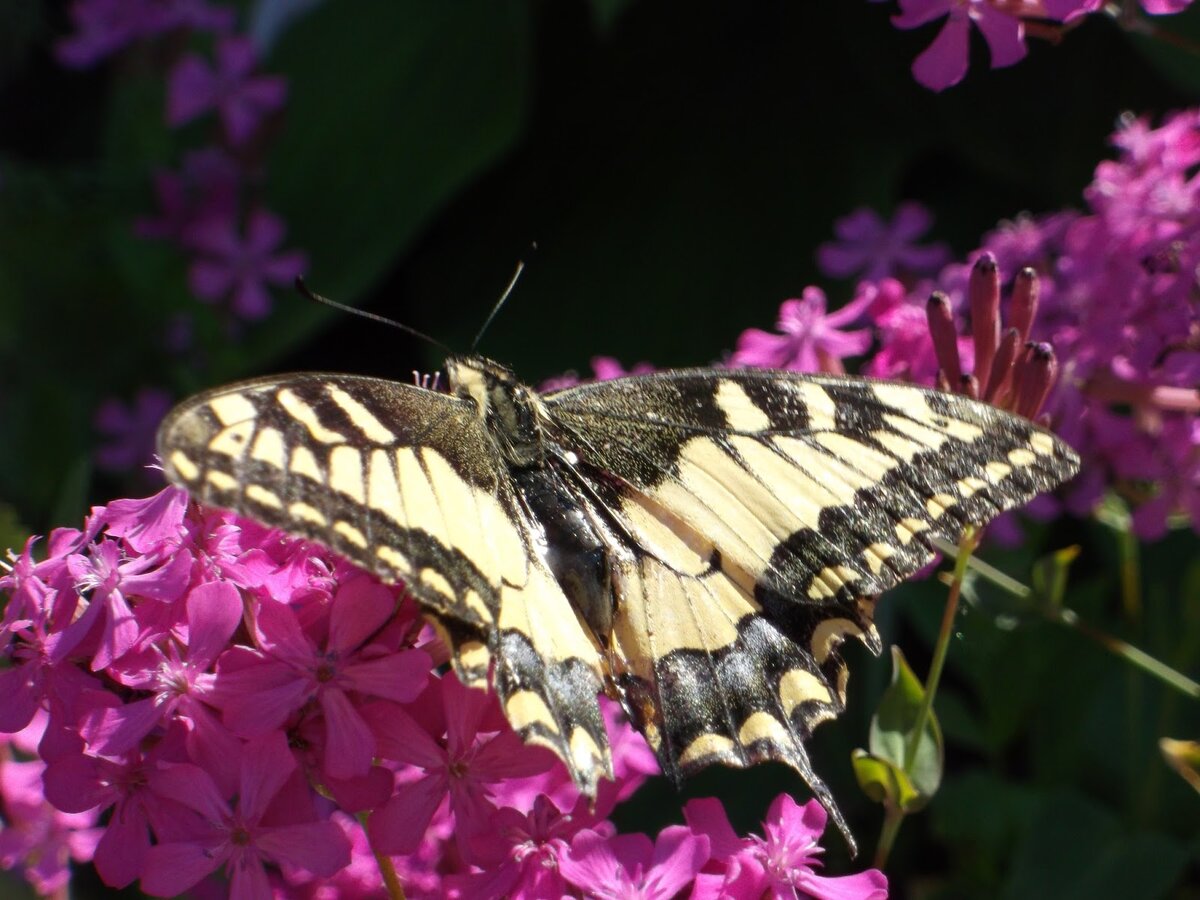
[157,372,611,790]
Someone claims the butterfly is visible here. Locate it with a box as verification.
[157,353,1079,849]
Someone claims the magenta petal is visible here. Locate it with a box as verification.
[470,729,555,780]
[341,649,431,703]
[644,826,710,899]
[237,731,295,821]
[320,688,375,780]
[229,858,272,900]
[367,774,446,855]
[365,701,446,768]
[166,56,217,126]
[216,657,310,735]
[42,753,108,812]
[261,249,308,284]
[973,4,1027,68]
[150,764,229,821]
[797,868,890,900]
[256,821,352,875]
[188,259,234,300]
[243,209,286,253]
[911,16,970,91]
[328,577,395,653]
[94,801,152,888]
[215,35,259,78]
[141,839,222,897]
[683,797,744,858]
[0,664,40,731]
[81,696,162,755]
[560,829,629,895]
[185,581,243,669]
[892,0,953,28]
[231,279,273,320]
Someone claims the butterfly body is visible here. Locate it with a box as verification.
[158,354,1079,850]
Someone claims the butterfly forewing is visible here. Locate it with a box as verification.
[156,372,612,790]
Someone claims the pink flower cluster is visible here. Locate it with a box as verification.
[0,487,888,898]
[736,109,1200,541]
[876,0,1196,91]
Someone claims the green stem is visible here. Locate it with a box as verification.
[1054,608,1200,700]
[1118,525,1142,620]
[932,536,1199,700]
[873,803,904,870]
[363,813,406,900]
[904,528,977,771]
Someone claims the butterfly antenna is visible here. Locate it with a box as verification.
[295,277,454,355]
[471,245,536,352]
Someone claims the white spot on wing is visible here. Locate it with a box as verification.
[326,385,397,443]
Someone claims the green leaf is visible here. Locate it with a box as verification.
[854,645,944,812]
[852,749,922,811]
[874,646,944,798]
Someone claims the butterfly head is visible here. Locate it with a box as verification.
[446,354,548,467]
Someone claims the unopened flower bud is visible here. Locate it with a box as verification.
[1016,342,1057,419]
[969,253,1001,392]
[926,292,962,386]
[1010,267,1039,343]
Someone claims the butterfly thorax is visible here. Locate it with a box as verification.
[447,355,549,469]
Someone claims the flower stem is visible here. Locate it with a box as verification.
[932,536,1200,700]
[905,528,977,771]
[873,802,904,869]
[363,814,406,900]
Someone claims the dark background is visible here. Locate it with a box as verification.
[2,1,1199,896]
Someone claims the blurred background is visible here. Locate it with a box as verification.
[1,0,1198,896]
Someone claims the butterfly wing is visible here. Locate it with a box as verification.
[545,369,1079,843]
[156,373,611,789]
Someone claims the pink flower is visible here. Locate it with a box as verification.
[686,794,888,900]
[212,575,430,781]
[732,287,874,373]
[78,581,244,791]
[364,675,555,858]
[134,148,242,245]
[817,202,951,280]
[167,36,288,145]
[56,0,233,69]
[187,208,308,320]
[0,756,102,895]
[446,795,598,899]
[558,825,711,899]
[42,723,200,887]
[140,731,351,897]
[60,538,192,670]
[892,0,1027,91]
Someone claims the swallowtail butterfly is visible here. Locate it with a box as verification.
[157,354,1079,847]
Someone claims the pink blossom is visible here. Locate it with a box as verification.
[56,0,234,69]
[817,202,950,280]
[42,723,200,887]
[558,825,711,900]
[364,675,555,858]
[140,731,351,898]
[134,148,242,245]
[892,0,1027,91]
[187,208,308,320]
[167,36,288,145]
[732,287,874,373]
[686,794,888,899]
[212,575,430,780]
